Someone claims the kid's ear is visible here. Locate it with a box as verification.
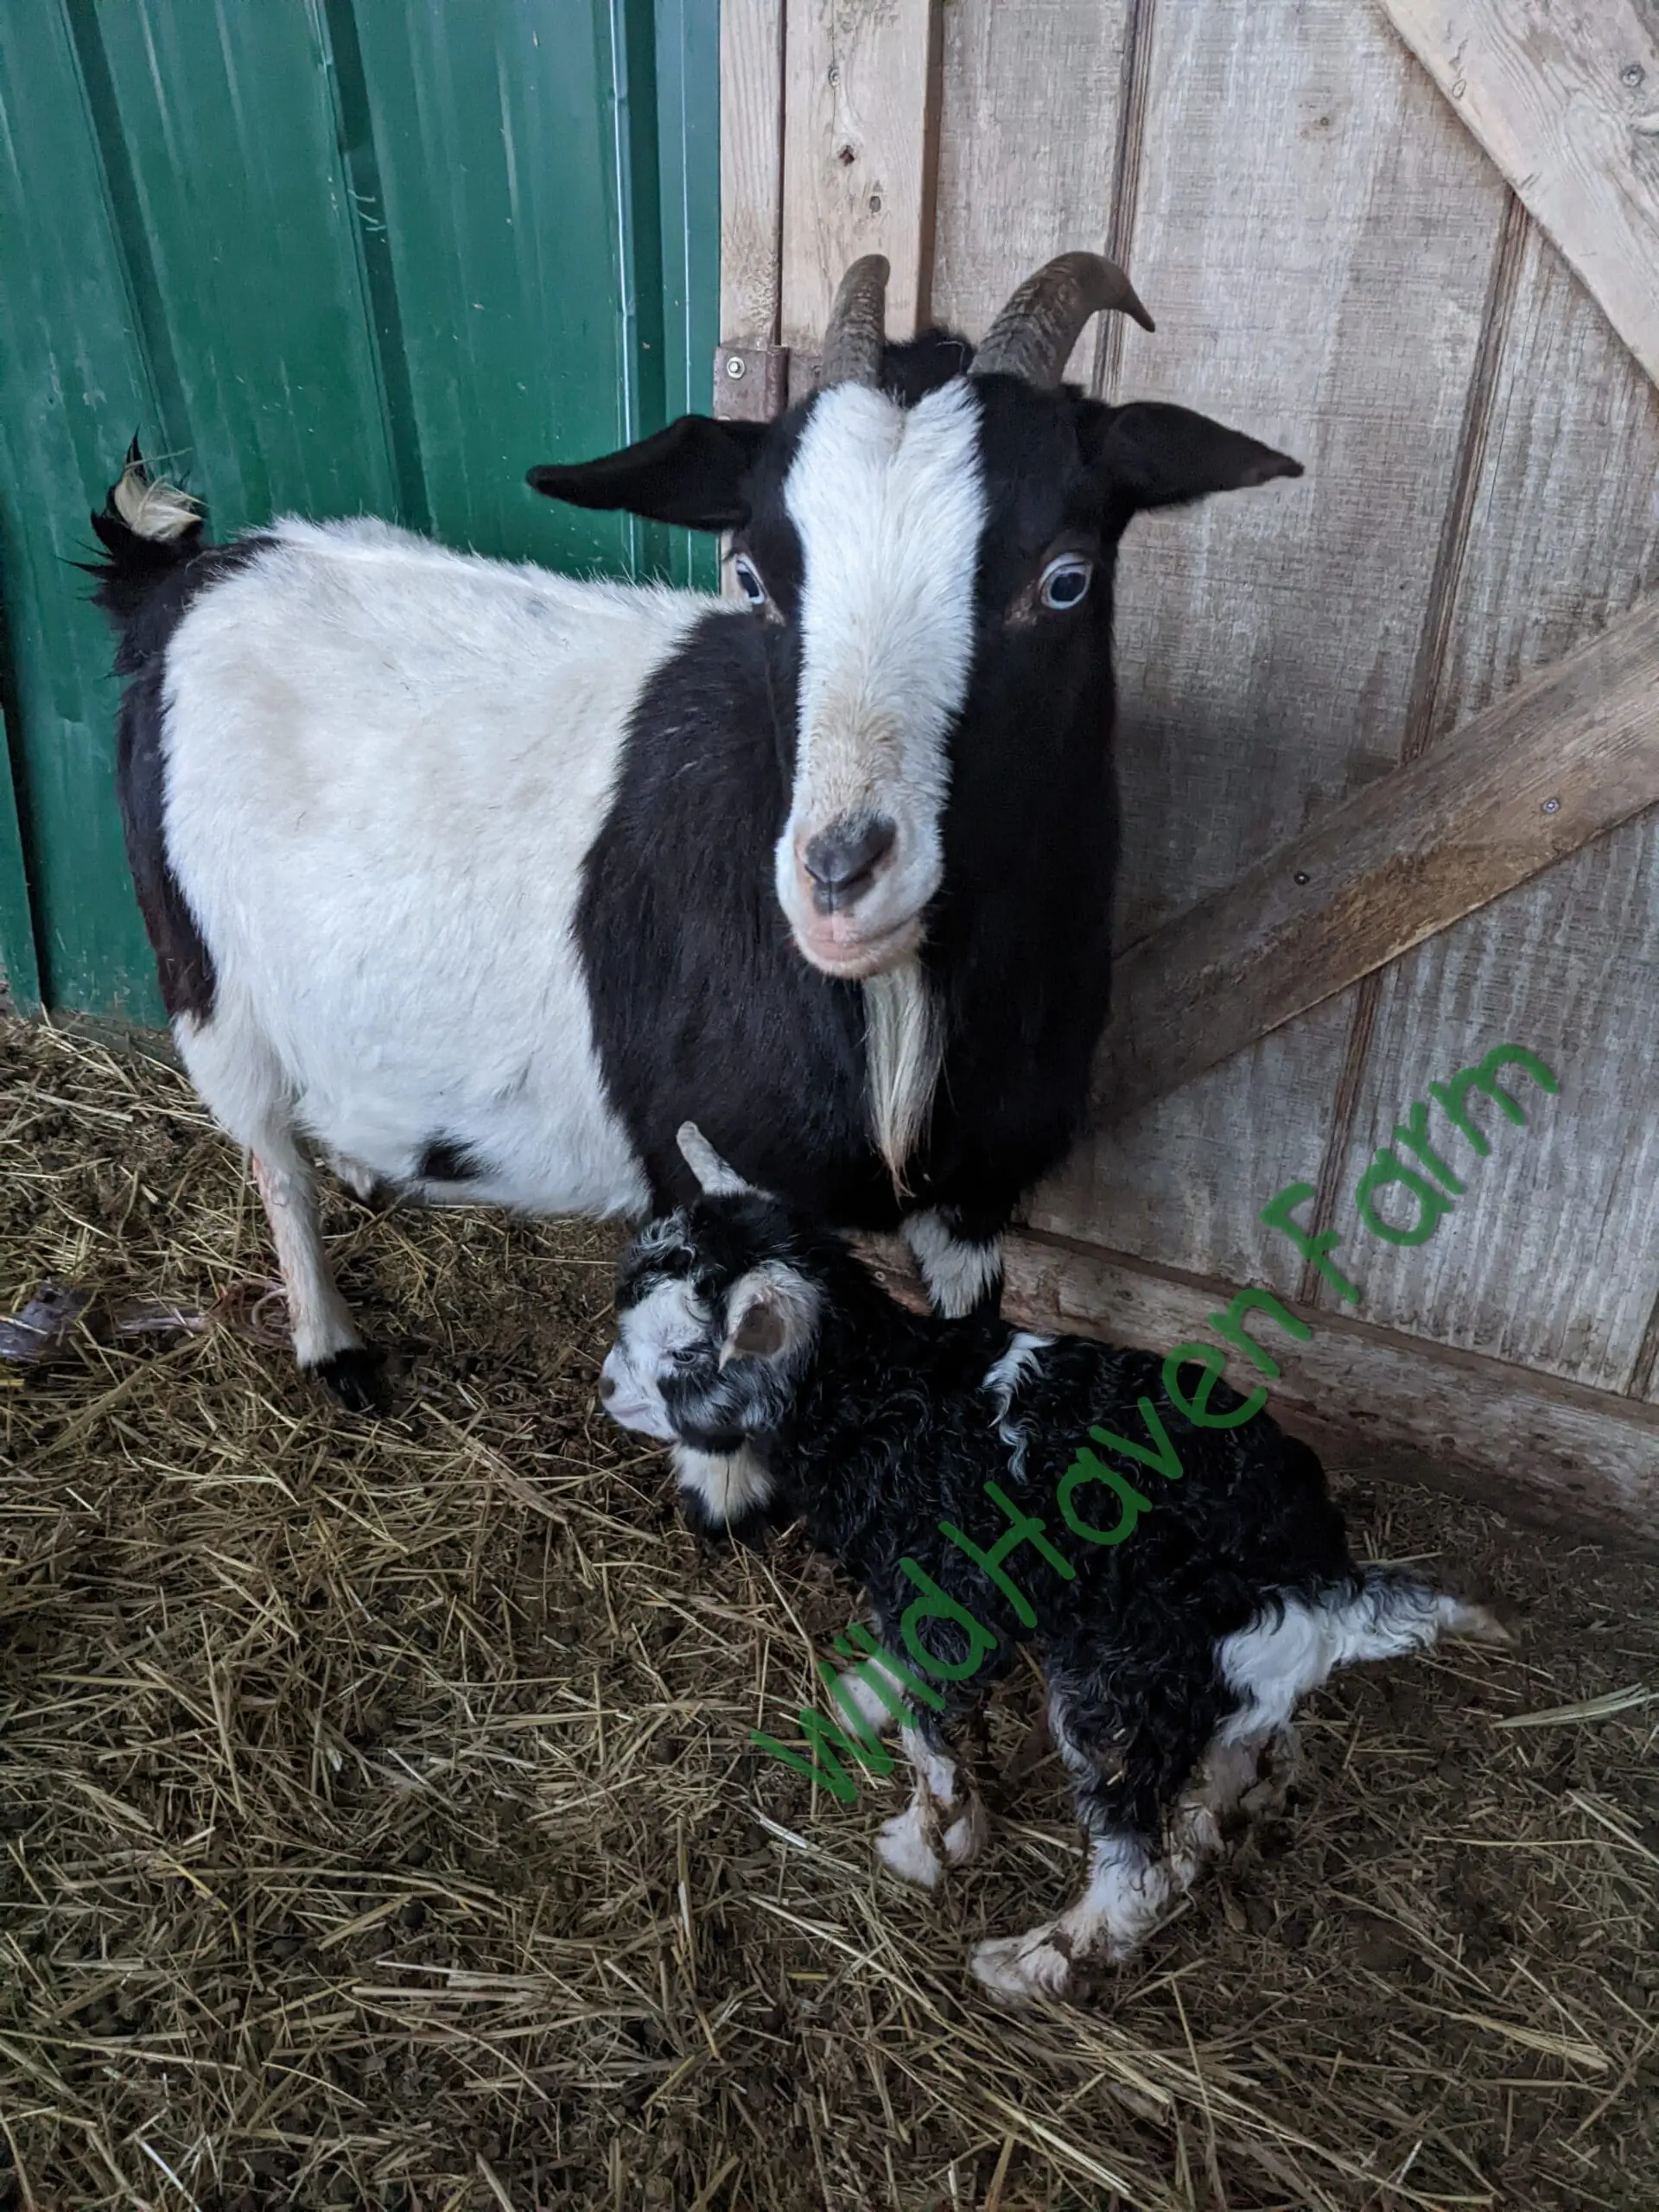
[716,1266,819,1370]
[1082,399,1303,513]
[722,1299,788,1364]
[528,415,770,531]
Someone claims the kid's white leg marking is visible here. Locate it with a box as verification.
[971,1834,1173,2002]
[837,1652,912,1736]
[875,1728,986,1891]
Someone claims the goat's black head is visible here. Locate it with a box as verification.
[600,1124,832,1460]
[531,252,1302,986]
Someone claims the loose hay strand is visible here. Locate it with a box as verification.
[2,1013,1656,2210]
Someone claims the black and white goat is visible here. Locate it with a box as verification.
[600,1127,1507,2002]
[87,252,1302,1406]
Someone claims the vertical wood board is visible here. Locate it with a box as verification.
[720,0,785,348]
[1313,222,1659,1390]
[1030,0,1510,1287]
[780,0,942,353]
[930,0,1131,381]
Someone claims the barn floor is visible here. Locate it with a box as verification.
[1,1018,1656,2212]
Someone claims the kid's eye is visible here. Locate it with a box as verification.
[734,555,768,607]
[1039,555,1093,611]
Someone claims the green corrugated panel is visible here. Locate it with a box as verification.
[347,0,650,576]
[0,1,165,1020]
[0,699,42,1014]
[653,0,721,592]
[82,0,404,531]
[0,0,720,1019]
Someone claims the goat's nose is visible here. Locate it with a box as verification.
[802,817,897,914]
[598,1367,617,1402]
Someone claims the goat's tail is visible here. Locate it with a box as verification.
[81,439,207,639]
[1335,1563,1513,1666]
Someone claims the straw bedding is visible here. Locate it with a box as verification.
[2,1015,1655,2212]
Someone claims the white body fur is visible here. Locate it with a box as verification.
[167,521,696,1223]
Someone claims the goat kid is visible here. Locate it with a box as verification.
[600,1126,1509,2003]
[86,254,1300,1407]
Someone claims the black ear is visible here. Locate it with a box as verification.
[1084,400,1302,513]
[527,415,769,531]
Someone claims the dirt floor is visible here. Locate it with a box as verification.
[1,1016,1656,2212]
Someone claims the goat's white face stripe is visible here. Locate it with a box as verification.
[779,380,985,969]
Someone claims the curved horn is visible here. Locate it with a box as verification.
[677,1122,753,1197]
[969,251,1154,388]
[817,254,890,391]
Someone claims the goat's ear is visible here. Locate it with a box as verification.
[1083,400,1302,513]
[528,416,768,531]
[717,1266,817,1370]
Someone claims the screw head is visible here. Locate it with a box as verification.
[724,354,747,379]
[1294,870,1311,886]
[1623,61,1644,85]
[1541,796,1560,815]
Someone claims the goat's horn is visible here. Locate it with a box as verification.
[969,251,1154,387]
[817,254,890,391]
[677,1122,753,1197]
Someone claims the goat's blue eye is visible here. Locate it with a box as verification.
[1039,556,1092,610]
[734,556,768,607]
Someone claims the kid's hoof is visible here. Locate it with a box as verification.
[308,1347,385,1413]
[876,1808,946,1891]
[876,1797,987,1891]
[970,1924,1077,2003]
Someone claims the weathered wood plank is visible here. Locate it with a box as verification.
[1001,1232,1659,1550]
[1090,590,1659,1125]
[780,0,942,355]
[720,0,785,352]
[1313,219,1659,1391]
[930,0,1130,380]
[1380,0,1659,391]
[1027,0,1508,1286]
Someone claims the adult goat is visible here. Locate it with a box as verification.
[88,253,1301,1408]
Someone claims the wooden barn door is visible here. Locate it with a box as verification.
[726,0,1659,1543]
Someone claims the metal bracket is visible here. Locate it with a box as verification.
[712,342,791,422]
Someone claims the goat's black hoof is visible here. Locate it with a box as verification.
[308,1347,386,1413]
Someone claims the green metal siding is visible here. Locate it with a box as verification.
[0,0,719,1020]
